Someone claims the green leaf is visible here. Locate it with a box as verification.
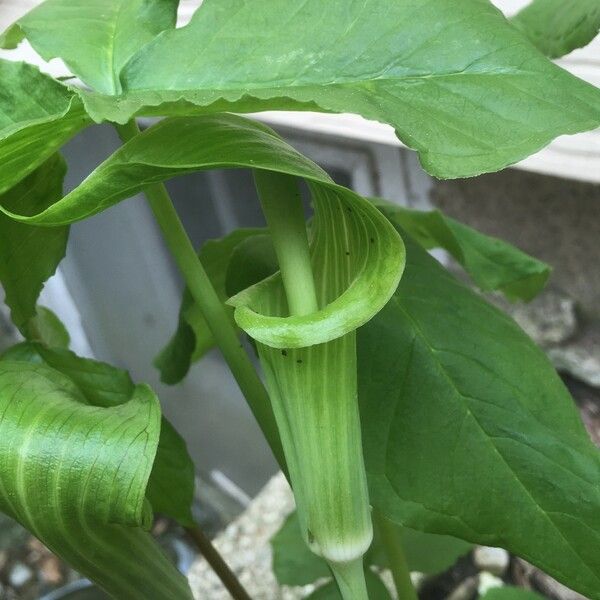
[512,0,600,58]
[0,155,68,329]
[272,510,471,587]
[79,0,600,178]
[0,115,330,226]
[156,228,265,384]
[372,198,550,301]
[0,361,192,599]
[0,342,196,527]
[272,512,332,586]
[481,588,545,600]
[0,60,89,194]
[24,306,71,348]
[148,418,196,527]
[5,0,179,94]
[359,232,600,599]
[0,24,25,49]
[306,570,392,600]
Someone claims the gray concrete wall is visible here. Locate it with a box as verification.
[431,168,600,320]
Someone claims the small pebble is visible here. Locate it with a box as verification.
[40,555,63,585]
[478,571,504,595]
[9,562,33,588]
[447,575,479,600]
[474,545,510,576]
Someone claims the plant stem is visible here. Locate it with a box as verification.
[115,119,285,469]
[330,559,368,600]
[185,525,251,600]
[374,510,418,600]
[254,170,318,316]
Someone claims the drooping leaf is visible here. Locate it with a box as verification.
[3,0,179,94]
[306,570,392,600]
[80,0,600,178]
[0,342,196,527]
[156,228,265,384]
[0,361,192,599]
[0,60,89,194]
[359,232,600,599]
[512,0,600,58]
[272,510,471,588]
[0,154,68,329]
[372,198,550,301]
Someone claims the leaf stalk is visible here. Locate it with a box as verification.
[374,510,418,600]
[185,525,251,600]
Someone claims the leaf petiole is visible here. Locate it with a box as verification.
[374,510,418,600]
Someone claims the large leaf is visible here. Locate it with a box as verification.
[79,0,600,179]
[4,0,179,94]
[0,341,196,528]
[359,233,600,599]
[0,60,89,194]
[512,0,600,58]
[156,228,264,384]
[0,154,68,329]
[0,361,192,599]
[372,198,550,301]
[271,510,470,588]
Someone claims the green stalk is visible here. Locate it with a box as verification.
[332,559,369,599]
[254,171,370,600]
[374,511,418,600]
[115,120,284,467]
